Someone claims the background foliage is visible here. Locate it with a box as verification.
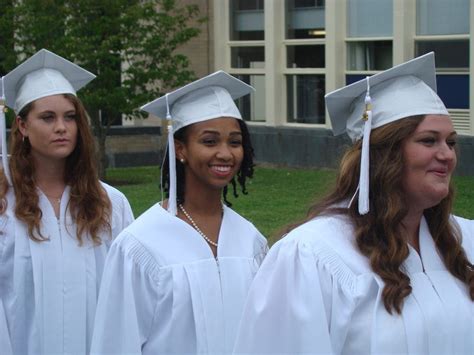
[0,0,204,176]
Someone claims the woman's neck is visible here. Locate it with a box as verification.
[401,209,424,253]
[33,156,67,192]
[181,187,223,215]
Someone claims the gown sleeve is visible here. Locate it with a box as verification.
[453,215,474,259]
[90,232,160,355]
[233,233,357,355]
[107,185,135,238]
[0,209,13,355]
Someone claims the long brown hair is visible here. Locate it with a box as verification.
[288,115,474,314]
[6,94,111,245]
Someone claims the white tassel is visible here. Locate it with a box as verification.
[0,77,12,186]
[165,94,177,216]
[358,77,372,215]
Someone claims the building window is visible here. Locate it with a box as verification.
[347,0,393,37]
[284,0,326,125]
[287,45,325,68]
[346,0,393,75]
[230,0,264,40]
[415,0,470,111]
[347,41,392,71]
[234,74,266,122]
[416,0,470,35]
[287,75,325,124]
[416,40,469,70]
[286,0,325,39]
[231,46,265,69]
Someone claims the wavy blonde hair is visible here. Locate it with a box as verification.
[287,115,474,314]
[4,94,111,245]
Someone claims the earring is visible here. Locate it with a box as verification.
[180,158,185,164]
[22,135,25,143]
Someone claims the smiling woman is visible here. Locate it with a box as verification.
[234,53,474,355]
[0,49,134,355]
[91,71,267,355]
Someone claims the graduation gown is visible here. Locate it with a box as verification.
[91,202,267,355]
[234,214,474,355]
[0,183,134,355]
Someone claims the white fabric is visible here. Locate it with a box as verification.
[140,71,253,129]
[234,214,474,355]
[325,52,448,141]
[91,202,267,355]
[3,49,95,113]
[0,182,134,354]
[170,86,243,131]
[15,68,76,113]
[345,75,448,142]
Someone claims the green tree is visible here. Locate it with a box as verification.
[0,0,204,177]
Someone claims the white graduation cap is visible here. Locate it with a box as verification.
[1,48,96,185]
[141,70,255,216]
[325,52,448,215]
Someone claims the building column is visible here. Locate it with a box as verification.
[264,0,284,126]
[325,0,346,129]
[393,0,415,64]
[213,0,229,70]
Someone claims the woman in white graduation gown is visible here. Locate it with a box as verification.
[234,53,474,355]
[91,71,267,354]
[0,49,134,354]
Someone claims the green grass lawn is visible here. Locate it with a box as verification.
[107,166,473,243]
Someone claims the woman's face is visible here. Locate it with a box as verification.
[401,114,457,212]
[176,117,244,193]
[18,94,78,163]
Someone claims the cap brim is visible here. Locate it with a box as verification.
[140,70,255,118]
[325,52,437,136]
[3,49,96,109]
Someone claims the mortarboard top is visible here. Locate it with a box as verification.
[141,70,255,216]
[325,52,448,142]
[141,70,254,132]
[3,48,96,113]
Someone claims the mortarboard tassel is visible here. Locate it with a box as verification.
[165,93,177,216]
[0,77,12,186]
[358,77,372,215]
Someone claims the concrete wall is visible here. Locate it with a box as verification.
[103,125,474,176]
[105,126,163,168]
[248,125,474,176]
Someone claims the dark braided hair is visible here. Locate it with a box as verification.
[161,118,255,207]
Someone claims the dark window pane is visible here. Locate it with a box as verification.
[289,0,325,8]
[436,74,469,109]
[416,40,469,70]
[234,0,264,10]
[287,45,325,68]
[347,41,392,70]
[234,74,266,122]
[231,47,265,68]
[287,75,325,124]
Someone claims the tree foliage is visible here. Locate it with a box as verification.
[0,0,204,176]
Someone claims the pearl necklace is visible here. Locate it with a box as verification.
[179,204,220,248]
